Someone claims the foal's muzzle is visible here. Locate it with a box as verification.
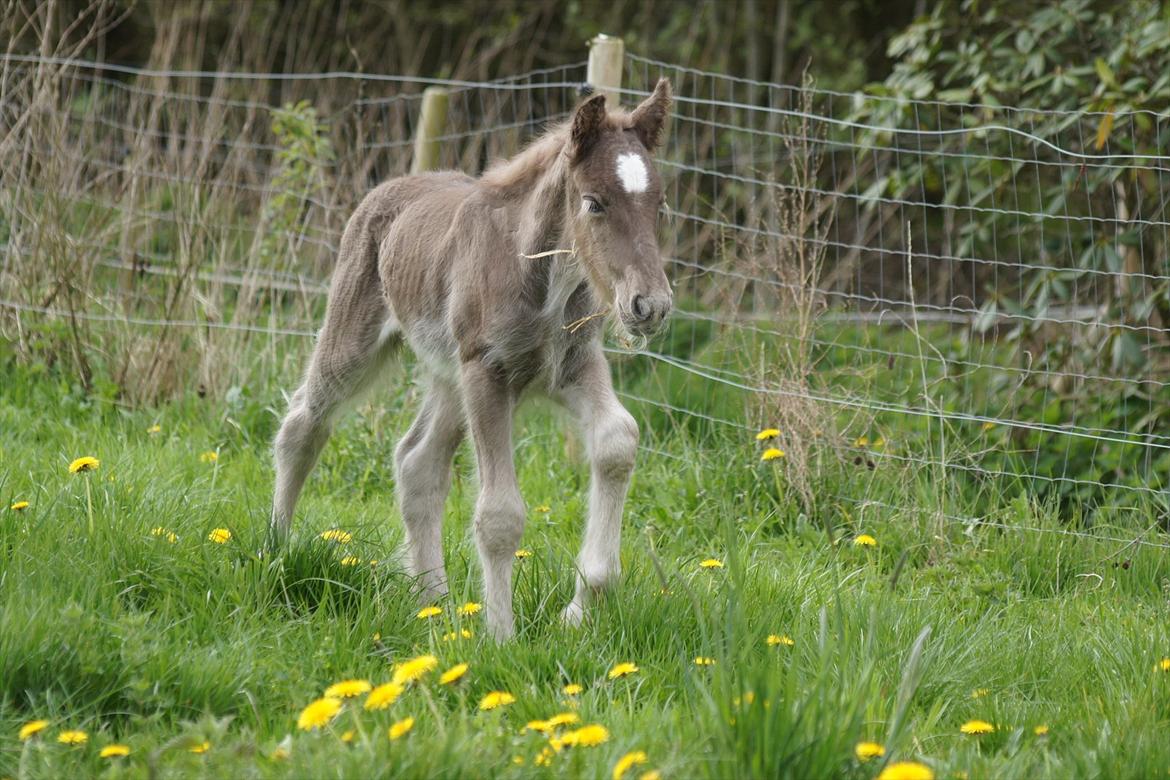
[622,291,672,337]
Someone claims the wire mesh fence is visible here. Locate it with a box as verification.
[1,50,1167,544]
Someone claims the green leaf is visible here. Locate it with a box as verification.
[1094,57,1117,88]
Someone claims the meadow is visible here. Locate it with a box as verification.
[2,344,1170,780]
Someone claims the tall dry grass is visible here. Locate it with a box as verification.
[0,4,583,403]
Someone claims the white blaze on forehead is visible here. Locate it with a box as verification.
[615,152,649,194]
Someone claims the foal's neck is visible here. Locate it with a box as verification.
[515,145,590,320]
[484,132,598,329]
[515,144,571,256]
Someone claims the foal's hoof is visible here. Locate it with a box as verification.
[485,619,516,643]
[414,584,449,607]
[561,600,586,627]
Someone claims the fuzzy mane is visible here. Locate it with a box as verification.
[479,124,569,193]
[479,108,638,194]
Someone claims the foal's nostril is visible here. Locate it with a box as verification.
[631,295,651,321]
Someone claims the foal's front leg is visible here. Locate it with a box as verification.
[461,361,526,641]
[558,347,639,625]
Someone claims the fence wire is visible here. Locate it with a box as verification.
[1,52,1167,547]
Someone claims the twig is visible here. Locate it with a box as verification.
[519,248,575,260]
[564,307,609,334]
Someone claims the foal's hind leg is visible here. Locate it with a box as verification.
[394,378,464,603]
[270,284,398,544]
[556,346,639,625]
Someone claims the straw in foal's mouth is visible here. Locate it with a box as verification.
[564,307,611,334]
[519,248,576,260]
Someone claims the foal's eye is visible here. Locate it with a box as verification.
[582,196,604,215]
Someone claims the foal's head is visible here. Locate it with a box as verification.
[565,79,673,340]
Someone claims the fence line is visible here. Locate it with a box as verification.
[2,46,1168,547]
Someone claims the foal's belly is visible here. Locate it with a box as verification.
[402,318,461,385]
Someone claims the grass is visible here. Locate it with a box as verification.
[2,359,1170,780]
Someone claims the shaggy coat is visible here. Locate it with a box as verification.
[271,79,674,639]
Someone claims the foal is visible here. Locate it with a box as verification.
[271,79,673,640]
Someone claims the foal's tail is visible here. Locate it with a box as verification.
[270,200,402,543]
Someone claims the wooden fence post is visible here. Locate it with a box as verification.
[411,86,449,174]
[587,34,624,108]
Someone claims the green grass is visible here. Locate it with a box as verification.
[2,361,1169,780]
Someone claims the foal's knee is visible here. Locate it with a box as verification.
[592,410,638,481]
[474,492,526,558]
[275,402,326,463]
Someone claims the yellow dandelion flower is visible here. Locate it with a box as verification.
[324,679,371,699]
[340,730,355,743]
[878,761,935,780]
[18,720,49,740]
[364,682,404,710]
[524,719,552,734]
[388,717,414,740]
[369,559,380,567]
[614,750,649,780]
[68,456,99,474]
[199,451,218,463]
[608,662,639,680]
[547,712,580,728]
[147,423,162,434]
[872,437,886,448]
[479,691,516,711]
[853,534,877,547]
[755,428,780,441]
[1034,724,1049,736]
[960,719,995,735]
[732,691,757,707]
[761,447,785,461]
[535,747,555,766]
[457,601,482,616]
[694,656,716,666]
[392,654,438,685]
[854,436,869,448]
[57,730,88,745]
[297,697,342,730]
[563,683,583,696]
[439,663,469,685]
[699,558,723,569]
[515,549,533,559]
[971,688,989,699]
[151,527,178,543]
[340,555,360,566]
[10,500,29,511]
[981,421,996,432]
[766,634,795,647]
[99,744,131,758]
[320,529,352,544]
[416,605,442,619]
[854,741,885,760]
[561,724,609,747]
[513,755,526,765]
[534,504,552,513]
[640,772,662,780]
[1158,657,1170,672]
[208,528,231,544]
[189,741,211,754]
[442,629,474,641]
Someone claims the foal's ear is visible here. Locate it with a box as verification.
[569,93,607,165]
[630,78,672,151]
